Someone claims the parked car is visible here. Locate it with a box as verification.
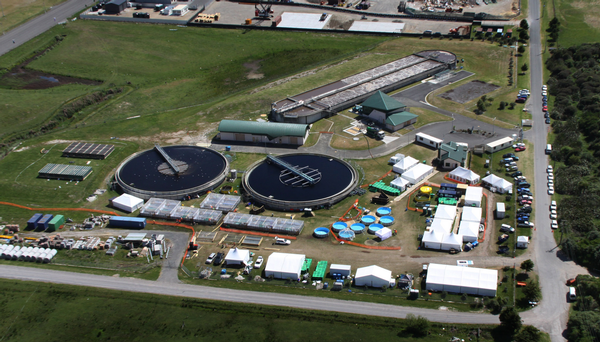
[498,234,509,243]
[518,208,532,214]
[213,252,224,265]
[548,181,554,187]
[550,201,557,210]
[506,166,519,172]
[518,221,535,228]
[205,252,216,264]
[275,237,291,245]
[515,146,526,152]
[548,187,555,195]
[548,174,554,181]
[546,118,551,124]
[551,220,558,229]
[511,171,523,177]
[544,112,550,118]
[547,165,553,172]
[550,212,557,219]
[503,153,516,158]
[254,256,264,269]
[498,245,510,254]
[500,224,515,233]
[542,85,547,91]
[517,182,531,188]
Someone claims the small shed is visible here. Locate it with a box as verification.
[376,227,392,241]
[496,202,506,219]
[516,236,529,248]
[388,153,405,165]
[224,248,251,266]
[355,265,392,288]
[330,264,351,277]
[104,0,127,14]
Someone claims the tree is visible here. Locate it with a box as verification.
[520,19,529,30]
[523,280,541,301]
[521,63,529,72]
[518,45,526,53]
[509,102,516,110]
[404,314,430,337]
[515,326,541,342]
[520,259,534,273]
[499,307,522,333]
[519,30,530,40]
[477,98,486,113]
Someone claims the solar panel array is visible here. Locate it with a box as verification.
[62,142,115,159]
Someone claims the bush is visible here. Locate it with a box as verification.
[404,314,430,337]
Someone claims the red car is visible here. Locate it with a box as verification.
[543,106,548,112]
[515,147,526,152]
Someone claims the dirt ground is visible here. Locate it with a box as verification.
[403,0,519,16]
[438,80,501,104]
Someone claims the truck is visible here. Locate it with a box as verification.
[366,126,385,140]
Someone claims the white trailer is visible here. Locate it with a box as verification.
[415,132,443,149]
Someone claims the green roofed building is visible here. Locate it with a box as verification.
[361,91,418,131]
[218,120,310,146]
[38,163,93,181]
[438,141,468,170]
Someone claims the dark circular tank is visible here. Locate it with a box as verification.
[243,153,358,211]
[115,145,229,200]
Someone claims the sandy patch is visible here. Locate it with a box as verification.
[120,122,219,145]
[571,0,600,28]
[44,139,76,145]
[244,61,264,80]
[13,146,31,152]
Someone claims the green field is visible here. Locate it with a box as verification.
[0,0,68,33]
[544,0,600,46]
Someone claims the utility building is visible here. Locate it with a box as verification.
[218,120,310,146]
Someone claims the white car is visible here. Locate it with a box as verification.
[205,252,216,264]
[551,220,558,229]
[551,200,557,210]
[254,256,264,269]
[547,165,553,173]
[548,181,554,187]
[548,175,554,181]
[542,90,548,96]
[275,237,291,245]
[548,187,555,195]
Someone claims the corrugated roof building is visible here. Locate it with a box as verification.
[361,91,418,131]
[218,120,310,146]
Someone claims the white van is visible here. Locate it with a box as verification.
[545,144,552,155]
[569,286,577,301]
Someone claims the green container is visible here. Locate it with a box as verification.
[48,215,65,231]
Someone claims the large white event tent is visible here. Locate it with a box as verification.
[111,194,144,213]
[434,204,457,222]
[441,233,463,251]
[264,252,305,280]
[448,167,480,184]
[401,163,434,184]
[458,221,480,242]
[224,248,251,266]
[426,263,498,296]
[481,174,513,193]
[355,265,392,288]
[462,206,483,223]
[429,219,453,234]
[392,156,419,174]
[422,229,444,249]
[464,186,483,207]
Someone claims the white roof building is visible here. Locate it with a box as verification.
[224,248,251,266]
[422,229,445,250]
[330,264,351,277]
[448,167,480,185]
[355,265,392,288]
[458,221,480,242]
[376,228,392,241]
[401,163,434,184]
[485,136,515,153]
[392,156,418,174]
[434,204,457,221]
[462,206,483,223]
[428,219,453,234]
[390,177,410,191]
[464,186,483,207]
[482,174,513,194]
[516,236,530,248]
[264,252,306,280]
[111,194,144,213]
[426,263,498,296]
[441,233,463,251]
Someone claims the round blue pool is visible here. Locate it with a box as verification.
[368,223,384,234]
[376,207,392,217]
[332,222,347,233]
[380,216,395,226]
[313,227,330,238]
[339,229,355,241]
[361,215,376,225]
[350,223,365,234]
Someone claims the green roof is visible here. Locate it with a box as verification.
[439,141,468,164]
[362,91,406,112]
[218,120,309,140]
[385,111,418,126]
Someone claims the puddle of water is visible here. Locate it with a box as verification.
[40,76,59,83]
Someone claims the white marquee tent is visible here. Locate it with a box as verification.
[462,206,483,223]
[355,265,392,288]
[425,263,498,296]
[264,252,306,280]
[429,219,453,234]
[401,163,434,184]
[441,233,463,251]
[422,229,445,249]
[376,228,393,241]
[464,186,483,207]
[481,174,513,194]
[434,204,457,221]
[224,248,251,266]
[458,221,480,242]
[112,194,144,213]
[392,156,418,174]
[448,167,480,184]
[390,177,410,192]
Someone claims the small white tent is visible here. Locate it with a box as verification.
[458,221,480,242]
[441,233,463,251]
[434,204,457,221]
[464,187,483,207]
[376,227,392,241]
[462,206,482,223]
[422,229,444,249]
[224,248,251,266]
[482,174,512,193]
[448,167,480,184]
[355,265,392,288]
[264,252,305,280]
[401,163,434,184]
[516,236,530,248]
[390,177,410,192]
[111,194,144,213]
[428,219,453,234]
[392,156,418,174]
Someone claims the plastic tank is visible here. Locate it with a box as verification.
[338,228,355,241]
[361,215,376,225]
[350,223,365,234]
[368,223,384,234]
[380,216,395,226]
[313,227,330,238]
[376,207,392,217]
[332,222,347,233]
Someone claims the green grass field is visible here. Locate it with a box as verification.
[0,0,68,33]
[545,0,600,46]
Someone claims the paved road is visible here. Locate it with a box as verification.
[516,1,589,341]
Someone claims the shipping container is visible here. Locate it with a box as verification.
[27,213,43,230]
[48,215,65,231]
[109,216,146,229]
[37,214,54,231]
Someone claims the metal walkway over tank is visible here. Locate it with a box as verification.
[266,155,320,187]
[154,144,181,175]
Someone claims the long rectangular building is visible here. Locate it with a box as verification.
[62,142,115,159]
[426,263,498,297]
[38,164,93,181]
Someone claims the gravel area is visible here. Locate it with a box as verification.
[438,80,500,104]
